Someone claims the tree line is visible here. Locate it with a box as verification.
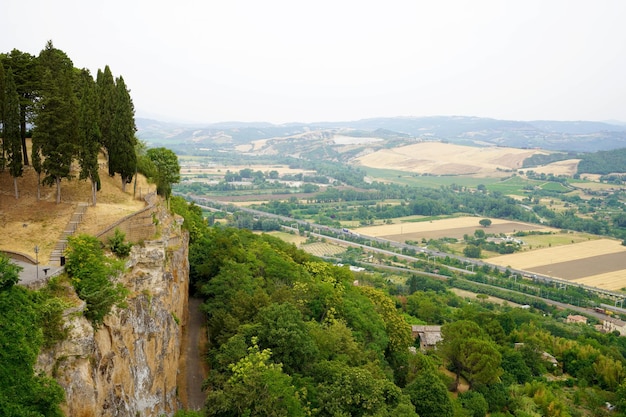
[0,41,137,204]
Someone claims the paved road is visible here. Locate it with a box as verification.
[13,259,63,287]
[185,297,208,411]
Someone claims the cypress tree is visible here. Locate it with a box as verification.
[109,76,136,191]
[3,49,38,166]
[96,65,116,174]
[4,69,23,198]
[77,69,101,205]
[32,41,78,203]
[0,61,5,170]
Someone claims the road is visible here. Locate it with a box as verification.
[184,297,208,411]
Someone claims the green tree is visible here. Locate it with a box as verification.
[0,60,5,166]
[404,368,453,417]
[109,76,136,190]
[0,287,65,416]
[254,302,319,374]
[458,391,488,417]
[134,139,153,197]
[107,228,133,258]
[33,41,79,203]
[312,360,415,417]
[96,65,116,169]
[146,147,181,200]
[1,49,39,166]
[65,234,127,325]
[4,69,23,198]
[479,218,492,227]
[205,338,307,417]
[76,69,101,205]
[457,338,502,388]
[0,253,22,290]
[474,228,486,239]
[440,320,503,389]
[464,244,482,258]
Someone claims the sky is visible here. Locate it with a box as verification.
[3,1,626,124]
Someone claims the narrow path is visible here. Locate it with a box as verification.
[185,297,208,410]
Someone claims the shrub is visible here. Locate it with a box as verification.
[65,234,128,326]
[107,228,133,258]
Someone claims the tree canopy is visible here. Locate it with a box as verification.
[1,42,139,203]
[145,147,180,199]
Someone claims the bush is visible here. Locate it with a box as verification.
[0,287,65,415]
[107,228,133,258]
[66,234,127,326]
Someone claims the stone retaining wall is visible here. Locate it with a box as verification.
[96,193,158,243]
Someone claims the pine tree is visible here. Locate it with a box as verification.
[76,69,101,205]
[32,41,79,203]
[4,69,23,198]
[109,76,136,191]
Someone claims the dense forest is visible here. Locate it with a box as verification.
[171,196,626,417]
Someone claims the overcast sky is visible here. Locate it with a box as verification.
[3,1,626,124]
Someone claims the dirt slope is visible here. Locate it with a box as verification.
[0,163,153,264]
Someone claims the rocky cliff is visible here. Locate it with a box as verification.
[36,206,189,417]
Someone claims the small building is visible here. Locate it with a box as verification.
[411,325,442,351]
[566,314,588,325]
[601,318,626,336]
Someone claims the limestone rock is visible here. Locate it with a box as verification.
[37,207,189,417]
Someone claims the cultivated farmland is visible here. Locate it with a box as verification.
[354,216,551,241]
[489,239,626,291]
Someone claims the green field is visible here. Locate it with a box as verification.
[361,167,501,188]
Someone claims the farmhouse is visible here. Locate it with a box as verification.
[600,318,626,336]
[411,325,442,351]
[566,314,588,325]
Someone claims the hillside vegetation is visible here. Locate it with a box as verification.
[172,196,626,416]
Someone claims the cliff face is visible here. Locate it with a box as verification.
[37,209,189,417]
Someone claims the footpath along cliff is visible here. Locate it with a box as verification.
[36,204,190,416]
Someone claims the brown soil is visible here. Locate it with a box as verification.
[0,160,154,264]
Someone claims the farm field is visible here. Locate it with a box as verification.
[179,163,316,177]
[264,231,346,257]
[450,288,522,307]
[355,216,552,241]
[355,142,547,177]
[489,239,626,291]
[300,242,346,257]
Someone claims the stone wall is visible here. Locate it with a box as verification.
[96,193,159,244]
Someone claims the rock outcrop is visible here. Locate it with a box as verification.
[36,206,189,417]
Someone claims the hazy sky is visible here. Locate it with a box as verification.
[3,1,626,124]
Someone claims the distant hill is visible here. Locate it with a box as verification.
[136,116,626,154]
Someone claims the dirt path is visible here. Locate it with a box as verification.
[183,297,208,410]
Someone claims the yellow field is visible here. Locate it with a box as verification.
[489,239,625,269]
[489,239,626,290]
[526,159,580,176]
[355,142,548,177]
[573,271,626,291]
[354,216,552,237]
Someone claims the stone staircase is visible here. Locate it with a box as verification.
[50,202,89,266]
